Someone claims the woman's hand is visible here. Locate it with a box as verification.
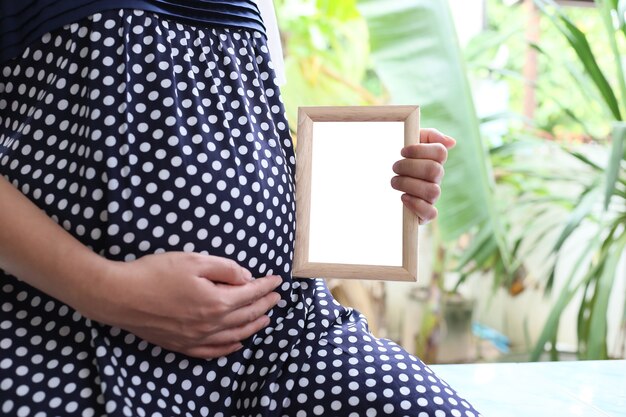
[84,252,282,359]
[0,176,281,359]
[391,128,456,224]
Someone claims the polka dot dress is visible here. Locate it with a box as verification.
[0,8,481,417]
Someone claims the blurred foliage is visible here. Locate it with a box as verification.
[359,0,513,362]
[526,0,626,361]
[468,0,626,360]
[274,0,625,360]
[277,0,508,259]
[466,0,618,140]
[275,0,379,124]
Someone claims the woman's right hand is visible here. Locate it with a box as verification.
[82,252,282,359]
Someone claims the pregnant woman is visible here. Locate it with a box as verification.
[0,1,480,416]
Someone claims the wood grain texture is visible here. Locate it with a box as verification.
[293,105,419,282]
[301,105,419,122]
[295,263,415,281]
[293,109,313,273]
[403,107,420,280]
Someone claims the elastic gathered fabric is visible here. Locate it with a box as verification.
[0,0,265,65]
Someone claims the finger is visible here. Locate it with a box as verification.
[392,159,444,184]
[400,143,448,163]
[219,275,283,310]
[419,128,456,148]
[203,314,271,345]
[197,255,253,285]
[184,342,243,359]
[220,291,281,329]
[401,194,438,224]
[391,176,441,204]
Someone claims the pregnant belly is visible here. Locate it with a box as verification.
[0,129,296,278]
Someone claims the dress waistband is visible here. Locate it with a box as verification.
[0,0,265,65]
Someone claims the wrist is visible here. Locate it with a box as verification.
[67,255,127,325]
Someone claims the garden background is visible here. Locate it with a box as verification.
[274,0,626,363]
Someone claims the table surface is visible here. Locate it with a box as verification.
[429,360,626,417]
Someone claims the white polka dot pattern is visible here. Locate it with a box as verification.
[0,9,481,417]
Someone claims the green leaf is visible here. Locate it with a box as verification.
[619,0,626,31]
[358,0,511,268]
[316,0,361,20]
[532,41,614,129]
[604,122,626,209]
[596,0,626,117]
[535,0,623,120]
[552,185,601,252]
[586,231,626,358]
[530,234,602,360]
[280,7,372,123]
[567,150,603,171]
[577,279,596,358]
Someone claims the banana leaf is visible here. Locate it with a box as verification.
[357,0,510,269]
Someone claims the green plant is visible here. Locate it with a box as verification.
[276,0,625,361]
[275,0,378,125]
[524,0,626,360]
[279,0,512,289]
[357,0,514,288]
[277,0,513,361]
[465,0,615,140]
[449,0,625,359]
[357,0,519,361]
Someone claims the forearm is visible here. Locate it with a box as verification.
[0,175,115,314]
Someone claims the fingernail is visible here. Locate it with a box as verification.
[236,343,244,351]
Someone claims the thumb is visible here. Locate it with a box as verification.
[197,256,253,285]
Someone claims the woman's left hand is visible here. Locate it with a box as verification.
[391,128,456,224]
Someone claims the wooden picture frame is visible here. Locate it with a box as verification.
[293,105,420,281]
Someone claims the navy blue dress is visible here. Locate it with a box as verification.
[0,6,481,417]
